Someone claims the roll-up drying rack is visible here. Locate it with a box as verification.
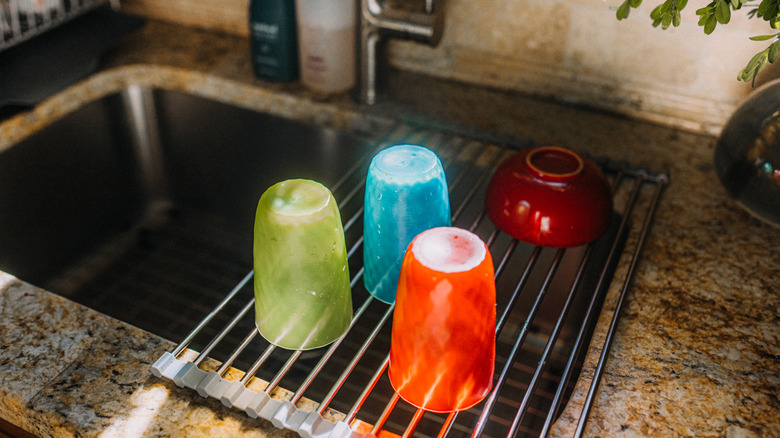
[0,0,114,51]
[152,122,668,438]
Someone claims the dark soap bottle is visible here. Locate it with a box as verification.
[249,0,299,81]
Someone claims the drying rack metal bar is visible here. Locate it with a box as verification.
[538,170,638,437]
[292,290,376,406]
[469,248,566,437]
[506,244,593,436]
[152,122,668,438]
[151,121,412,382]
[573,172,667,438]
[333,151,517,436]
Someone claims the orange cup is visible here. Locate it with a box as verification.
[388,227,496,412]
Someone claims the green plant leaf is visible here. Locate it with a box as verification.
[769,2,780,28]
[767,2,780,20]
[758,0,772,17]
[698,11,710,25]
[630,0,643,6]
[650,3,663,19]
[739,49,768,82]
[757,54,768,75]
[662,11,673,27]
[617,0,631,20]
[769,39,780,61]
[716,0,732,23]
[704,14,719,33]
[738,67,749,81]
[674,10,682,26]
[750,33,780,40]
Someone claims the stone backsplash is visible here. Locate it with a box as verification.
[120,0,772,134]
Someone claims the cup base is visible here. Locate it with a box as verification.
[255,320,348,351]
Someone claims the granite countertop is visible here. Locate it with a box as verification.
[0,20,778,438]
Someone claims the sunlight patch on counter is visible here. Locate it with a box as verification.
[0,272,17,289]
[99,385,169,438]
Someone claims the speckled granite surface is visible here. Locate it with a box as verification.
[0,272,299,438]
[0,20,778,438]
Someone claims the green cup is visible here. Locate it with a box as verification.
[253,179,353,350]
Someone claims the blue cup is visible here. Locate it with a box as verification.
[363,145,451,304]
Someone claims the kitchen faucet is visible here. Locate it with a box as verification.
[357,0,444,105]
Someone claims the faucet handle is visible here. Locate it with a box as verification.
[380,7,443,46]
[364,0,444,47]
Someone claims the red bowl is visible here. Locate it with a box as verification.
[485,146,612,247]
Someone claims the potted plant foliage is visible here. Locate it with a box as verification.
[614,1,780,226]
[612,0,780,84]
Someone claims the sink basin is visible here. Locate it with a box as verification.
[0,83,626,437]
[0,86,374,338]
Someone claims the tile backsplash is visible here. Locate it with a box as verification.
[122,0,774,134]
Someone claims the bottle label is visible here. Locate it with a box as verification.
[251,22,279,41]
[298,25,355,93]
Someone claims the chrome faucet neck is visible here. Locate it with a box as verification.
[356,0,443,105]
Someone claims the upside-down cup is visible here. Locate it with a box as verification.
[388,227,496,413]
[363,145,451,304]
[253,179,353,350]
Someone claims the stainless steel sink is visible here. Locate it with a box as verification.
[0,85,373,331]
[0,85,660,437]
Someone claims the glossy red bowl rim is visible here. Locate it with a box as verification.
[525,146,584,181]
